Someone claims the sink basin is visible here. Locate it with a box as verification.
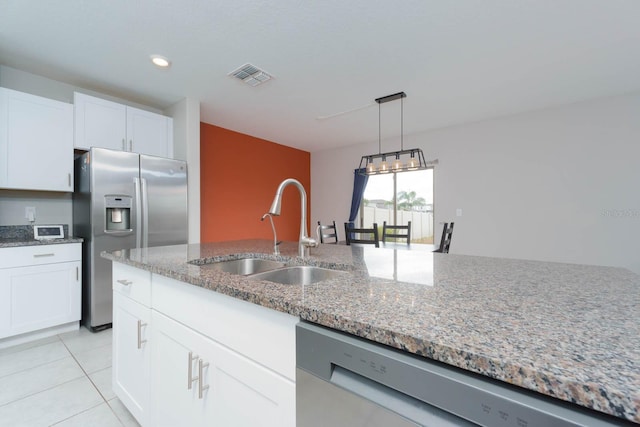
[200,258,286,275]
[248,265,347,285]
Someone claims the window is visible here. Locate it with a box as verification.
[361,169,434,243]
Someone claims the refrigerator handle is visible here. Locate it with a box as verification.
[134,177,142,248]
[141,177,149,248]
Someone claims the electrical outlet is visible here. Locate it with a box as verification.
[456,208,463,217]
[25,206,36,222]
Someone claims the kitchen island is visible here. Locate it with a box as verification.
[102,239,640,425]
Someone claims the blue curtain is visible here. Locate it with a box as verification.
[348,168,369,227]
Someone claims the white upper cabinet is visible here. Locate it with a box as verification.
[74,92,173,158]
[74,92,127,152]
[0,87,74,192]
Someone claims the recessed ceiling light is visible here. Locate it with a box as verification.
[150,55,171,68]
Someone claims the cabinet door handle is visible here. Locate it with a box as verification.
[198,359,210,399]
[188,352,199,390]
[122,138,126,150]
[116,279,132,286]
[76,266,79,281]
[129,139,133,151]
[137,320,147,349]
[33,253,55,258]
[68,173,71,187]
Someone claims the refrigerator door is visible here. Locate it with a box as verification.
[140,154,188,247]
[88,148,140,328]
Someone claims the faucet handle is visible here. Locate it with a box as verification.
[301,236,319,248]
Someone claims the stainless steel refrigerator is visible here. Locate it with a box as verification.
[73,147,188,330]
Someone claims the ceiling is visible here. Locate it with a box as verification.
[2,1,640,152]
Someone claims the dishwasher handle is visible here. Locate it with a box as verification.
[330,365,475,427]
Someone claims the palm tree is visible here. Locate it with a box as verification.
[397,190,426,211]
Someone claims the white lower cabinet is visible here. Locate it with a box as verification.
[112,292,150,426]
[0,243,81,340]
[151,311,295,427]
[111,262,296,427]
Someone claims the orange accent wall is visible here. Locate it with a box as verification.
[200,123,311,243]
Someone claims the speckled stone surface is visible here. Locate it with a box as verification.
[0,225,82,247]
[102,239,640,424]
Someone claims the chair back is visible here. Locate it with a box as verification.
[382,221,411,244]
[317,220,338,244]
[344,222,379,247]
[434,222,454,253]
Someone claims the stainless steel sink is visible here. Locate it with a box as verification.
[248,265,347,285]
[200,258,286,275]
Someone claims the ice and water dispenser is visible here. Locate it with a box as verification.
[105,196,132,231]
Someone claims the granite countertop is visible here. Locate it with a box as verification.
[101,239,640,424]
[0,225,82,247]
[0,237,83,248]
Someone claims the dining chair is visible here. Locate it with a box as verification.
[382,221,411,244]
[344,222,379,247]
[433,222,454,253]
[317,220,339,244]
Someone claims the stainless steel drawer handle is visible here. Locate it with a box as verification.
[198,359,210,399]
[33,253,55,258]
[137,320,147,349]
[188,352,199,390]
[116,279,132,286]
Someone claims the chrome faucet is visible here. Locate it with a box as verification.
[261,213,281,255]
[268,178,318,258]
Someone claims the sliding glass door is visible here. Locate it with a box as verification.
[361,169,433,243]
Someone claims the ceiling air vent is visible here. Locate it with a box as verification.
[228,63,272,87]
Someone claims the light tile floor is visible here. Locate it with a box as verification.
[0,327,140,427]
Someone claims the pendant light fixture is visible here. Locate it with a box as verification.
[358,92,428,175]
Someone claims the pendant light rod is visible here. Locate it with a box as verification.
[378,99,381,155]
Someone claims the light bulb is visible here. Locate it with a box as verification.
[407,155,419,170]
[379,157,389,174]
[392,156,403,171]
[366,161,377,174]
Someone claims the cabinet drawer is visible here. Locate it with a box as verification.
[113,262,151,307]
[0,243,81,269]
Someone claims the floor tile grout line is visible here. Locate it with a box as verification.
[0,329,127,427]
[0,335,63,357]
[47,401,107,427]
[106,398,129,427]
[58,330,129,426]
[0,338,71,381]
[0,373,89,409]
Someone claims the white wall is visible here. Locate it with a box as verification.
[0,190,72,228]
[311,92,640,274]
[166,98,201,244]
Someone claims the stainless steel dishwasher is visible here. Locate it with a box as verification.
[296,322,627,427]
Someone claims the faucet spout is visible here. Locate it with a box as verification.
[268,178,318,258]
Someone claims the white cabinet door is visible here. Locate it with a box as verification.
[126,107,173,158]
[210,338,295,427]
[150,310,295,427]
[150,311,212,427]
[0,261,81,339]
[0,88,74,191]
[74,92,173,158]
[74,92,127,151]
[112,292,150,426]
